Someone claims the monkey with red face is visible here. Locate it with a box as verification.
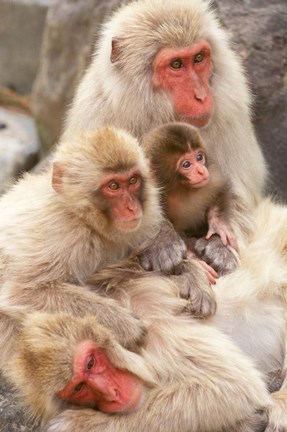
[2,310,155,421]
[143,122,238,278]
[0,126,197,372]
[63,0,267,274]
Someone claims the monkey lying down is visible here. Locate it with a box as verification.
[3,198,287,432]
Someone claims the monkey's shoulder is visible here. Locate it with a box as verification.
[0,174,105,284]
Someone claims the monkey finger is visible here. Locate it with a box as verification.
[205,229,215,241]
[196,259,219,284]
[156,251,178,274]
[206,228,227,246]
[139,244,186,274]
[194,235,238,276]
[218,231,228,247]
[227,234,238,251]
[185,285,217,318]
[187,250,219,282]
[206,272,217,285]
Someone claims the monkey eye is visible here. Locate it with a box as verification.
[182,160,191,169]
[129,176,138,185]
[196,152,205,162]
[74,382,85,393]
[108,181,120,190]
[170,59,183,69]
[87,358,95,371]
[194,52,204,63]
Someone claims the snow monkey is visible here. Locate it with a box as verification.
[62,0,267,274]
[0,126,217,375]
[1,277,269,432]
[38,198,287,432]
[143,122,238,280]
[3,201,287,431]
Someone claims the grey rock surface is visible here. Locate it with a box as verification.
[0,374,40,432]
[0,0,51,94]
[0,107,40,195]
[215,0,287,202]
[31,0,124,152]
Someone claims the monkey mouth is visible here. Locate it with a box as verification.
[183,113,211,128]
[192,178,209,188]
[115,217,142,231]
[98,381,145,414]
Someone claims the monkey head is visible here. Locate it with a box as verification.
[143,122,209,191]
[10,312,155,421]
[52,127,161,238]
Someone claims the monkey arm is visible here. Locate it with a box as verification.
[169,258,217,318]
[206,205,238,250]
[193,186,242,276]
[138,218,187,274]
[88,256,216,319]
[5,282,146,352]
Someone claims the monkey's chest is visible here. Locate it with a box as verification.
[165,191,210,233]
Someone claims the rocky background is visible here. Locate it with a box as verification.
[0,0,286,430]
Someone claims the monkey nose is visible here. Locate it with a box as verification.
[194,87,207,102]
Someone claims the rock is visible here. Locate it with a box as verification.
[31,0,123,152]
[214,0,287,202]
[0,373,39,432]
[0,0,51,95]
[0,108,40,194]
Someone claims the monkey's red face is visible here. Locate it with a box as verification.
[177,149,209,188]
[100,169,144,231]
[58,341,145,413]
[152,41,213,127]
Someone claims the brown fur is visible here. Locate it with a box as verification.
[142,122,232,235]
[0,126,165,367]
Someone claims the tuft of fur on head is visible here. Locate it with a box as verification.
[102,0,216,74]
[52,126,162,241]
[54,126,149,198]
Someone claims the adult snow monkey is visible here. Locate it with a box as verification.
[62,0,267,273]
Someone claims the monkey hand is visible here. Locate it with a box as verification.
[173,259,217,318]
[138,219,187,274]
[44,409,109,432]
[206,223,238,251]
[194,235,238,276]
[186,250,219,285]
[265,390,287,432]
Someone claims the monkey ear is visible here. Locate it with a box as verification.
[111,37,128,63]
[52,162,64,194]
